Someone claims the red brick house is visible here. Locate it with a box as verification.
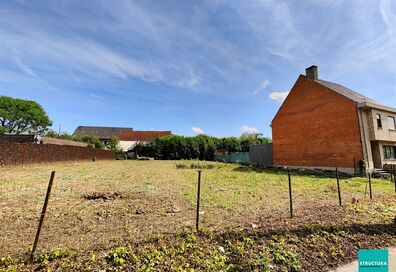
[271,65,396,173]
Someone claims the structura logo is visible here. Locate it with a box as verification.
[358,249,388,272]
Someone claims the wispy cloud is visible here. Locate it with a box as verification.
[380,0,396,43]
[268,91,289,102]
[253,79,270,95]
[192,127,205,134]
[240,125,259,134]
[1,0,396,136]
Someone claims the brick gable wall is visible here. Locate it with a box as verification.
[272,75,364,168]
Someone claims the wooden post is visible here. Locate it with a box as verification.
[31,171,56,258]
[288,168,293,218]
[196,170,202,231]
[336,168,342,206]
[368,172,373,200]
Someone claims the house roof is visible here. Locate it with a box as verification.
[315,79,378,104]
[73,126,133,139]
[119,130,172,141]
[314,78,396,113]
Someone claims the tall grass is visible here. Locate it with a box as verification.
[175,161,225,170]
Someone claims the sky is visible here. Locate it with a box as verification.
[1,0,396,137]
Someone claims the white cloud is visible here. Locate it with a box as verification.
[268,91,289,102]
[192,127,205,134]
[380,0,396,43]
[253,79,270,95]
[240,125,259,134]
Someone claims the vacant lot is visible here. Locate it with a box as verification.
[1,160,395,271]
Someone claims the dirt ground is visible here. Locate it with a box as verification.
[0,160,395,271]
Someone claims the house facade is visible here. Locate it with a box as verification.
[271,65,396,173]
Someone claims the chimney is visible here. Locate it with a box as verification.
[305,65,318,81]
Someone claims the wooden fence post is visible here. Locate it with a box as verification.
[288,168,293,218]
[336,167,342,206]
[31,171,56,258]
[196,170,202,231]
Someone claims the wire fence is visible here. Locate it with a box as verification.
[1,163,396,258]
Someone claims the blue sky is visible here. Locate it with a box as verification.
[1,0,396,137]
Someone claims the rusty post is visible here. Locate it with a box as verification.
[196,170,202,231]
[336,168,342,206]
[288,168,293,218]
[31,171,56,258]
[368,172,372,200]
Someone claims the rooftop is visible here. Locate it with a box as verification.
[119,130,172,141]
[73,126,133,139]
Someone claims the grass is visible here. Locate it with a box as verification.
[0,160,395,271]
[175,160,225,169]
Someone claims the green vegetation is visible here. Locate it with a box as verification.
[175,160,225,169]
[45,130,106,149]
[2,223,396,271]
[136,133,271,160]
[106,135,121,152]
[0,95,52,135]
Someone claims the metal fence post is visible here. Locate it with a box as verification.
[288,168,293,218]
[31,171,56,258]
[368,172,373,200]
[393,165,396,193]
[196,170,202,231]
[336,167,342,206]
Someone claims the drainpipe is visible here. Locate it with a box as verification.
[358,108,371,170]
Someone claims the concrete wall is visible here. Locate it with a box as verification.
[272,75,364,168]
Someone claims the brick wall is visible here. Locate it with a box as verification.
[0,142,115,166]
[272,75,364,168]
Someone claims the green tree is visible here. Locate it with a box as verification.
[0,96,52,135]
[106,136,121,152]
[79,135,105,149]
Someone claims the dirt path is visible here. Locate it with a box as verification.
[333,247,396,272]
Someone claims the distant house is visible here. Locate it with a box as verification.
[271,65,396,173]
[119,130,172,152]
[73,126,133,143]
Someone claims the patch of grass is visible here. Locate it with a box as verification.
[175,160,226,169]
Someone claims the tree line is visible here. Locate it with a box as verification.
[135,134,271,161]
[1,95,272,157]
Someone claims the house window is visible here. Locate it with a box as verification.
[388,116,396,130]
[383,146,396,160]
[376,113,382,128]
